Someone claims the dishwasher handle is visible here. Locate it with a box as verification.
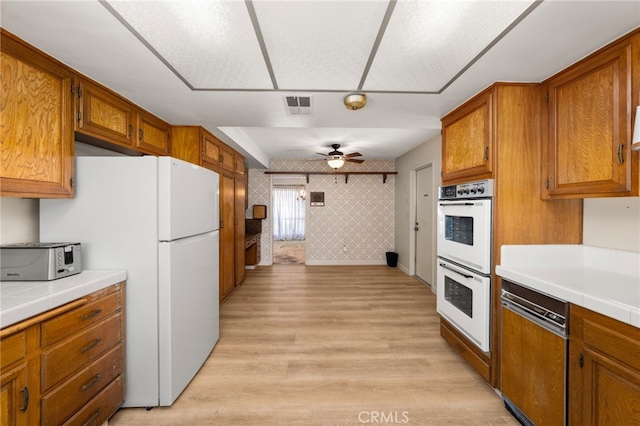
[501,291,567,338]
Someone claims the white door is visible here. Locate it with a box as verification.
[415,166,434,284]
[158,230,219,406]
[158,157,220,241]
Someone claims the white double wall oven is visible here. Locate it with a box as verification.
[436,179,493,352]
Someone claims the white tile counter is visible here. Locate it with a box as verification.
[496,245,640,328]
[0,270,126,329]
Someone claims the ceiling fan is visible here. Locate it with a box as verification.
[316,144,364,169]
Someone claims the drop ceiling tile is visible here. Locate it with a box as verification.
[106,0,273,89]
[364,0,536,92]
[254,0,389,91]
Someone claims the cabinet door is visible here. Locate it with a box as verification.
[0,29,75,198]
[542,32,638,198]
[1,364,31,426]
[220,171,236,302]
[202,131,221,165]
[235,175,246,285]
[171,126,202,165]
[76,78,135,147]
[441,89,493,183]
[235,154,245,175]
[136,110,171,155]
[220,144,236,172]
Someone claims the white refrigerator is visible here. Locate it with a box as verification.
[40,156,220,407]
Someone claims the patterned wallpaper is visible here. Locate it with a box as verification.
[247,159,395,265]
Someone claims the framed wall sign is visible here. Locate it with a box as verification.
[310,192,325,206]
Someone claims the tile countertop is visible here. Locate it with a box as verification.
[0,270,126,329]
[496,245,640,328]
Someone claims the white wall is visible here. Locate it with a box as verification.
[394,135,442,286]
[0,198,39,244]
[583,197,640,252]
[247,159,395,265]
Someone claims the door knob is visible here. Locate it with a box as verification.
[414,226,419,231]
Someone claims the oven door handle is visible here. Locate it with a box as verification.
[439,202,475,206]
[439,262,473,279]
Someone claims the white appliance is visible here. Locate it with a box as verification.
[40,156,220,408]
[436,179,493,352]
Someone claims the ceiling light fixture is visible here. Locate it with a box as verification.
[344,94,366,110]
[327,156,345,169]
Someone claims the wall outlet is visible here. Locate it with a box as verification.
[343,245,347,252]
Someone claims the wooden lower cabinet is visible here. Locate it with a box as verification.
[569,304,640,425]
[0,282,125,426]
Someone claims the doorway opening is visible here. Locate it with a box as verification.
[272,177,306,264]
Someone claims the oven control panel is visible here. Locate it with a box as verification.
[439,179,494,199]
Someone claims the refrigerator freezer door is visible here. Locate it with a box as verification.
[158,157,220,241]
[158,230,219,406]
[40,156,160,408]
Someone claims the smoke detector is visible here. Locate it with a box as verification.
[344,94,366,110]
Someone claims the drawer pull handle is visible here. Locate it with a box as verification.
[80,338,102,353]
[82,408,102,426]
[81,309,103,321]
[19,386,29,412]
[81,374,102,391]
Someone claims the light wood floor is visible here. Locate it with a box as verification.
[109,265,517,425]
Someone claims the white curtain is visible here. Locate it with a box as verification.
[273,186,305,241]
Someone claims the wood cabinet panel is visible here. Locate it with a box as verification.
[219,171,237,302]
[203,132,221,165]
[441,90,493,183]
[542,30,639,198]
[41,312,122,392]
[501,306,565,425]
[61,375,124,426]
[41,288,122,347]
[136,110,171,155]
[171,126,203,165]
[0,364,30,426]
[235,174,247,285]
[0,331,26,371]
[76,78,134,147]
[41,345,123,426]
[235,154,245,175]
[569,304,640,426]
[220,144,235,172]
[0,29,75,198]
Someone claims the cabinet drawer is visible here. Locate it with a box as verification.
[41,345,123,426]
[61,375,124,426]
[0,330,26,370]
[41,313,122,391]
[41,290,122,347]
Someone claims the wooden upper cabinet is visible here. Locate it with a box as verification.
[202,131,222,166]
[235,153,245,175]
[220,144,235,172]
[76,78,134,148]
[171,126,203,165]
[136,110,171,155]
[441,89,493,183]
[0,29,75,198]
[542,30,639,199]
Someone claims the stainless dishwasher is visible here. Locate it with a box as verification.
[500,280,568,426]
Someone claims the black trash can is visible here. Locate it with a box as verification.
[385,251,398,267]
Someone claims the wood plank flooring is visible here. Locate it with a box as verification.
[109,265,517,425]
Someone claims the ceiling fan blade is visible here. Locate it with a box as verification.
[315,152,329,157]
[344,152,362,158]
[346,158,364,163]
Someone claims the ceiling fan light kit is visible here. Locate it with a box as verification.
[327,156,345,169]
[344,94,366,110]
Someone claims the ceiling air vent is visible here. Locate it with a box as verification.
[284,95,313,116]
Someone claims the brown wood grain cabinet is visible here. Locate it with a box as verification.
[439,83,583,388]
[218,170,237,302]
[441,90,493,183]
[0,283,125,426]
[235,173,247,286]
[542,29,639,199]
[76,77,135,149]
[569,304,640,425]
[171,126,205,165]
[135,110,171,156]
[0,28,75,198]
